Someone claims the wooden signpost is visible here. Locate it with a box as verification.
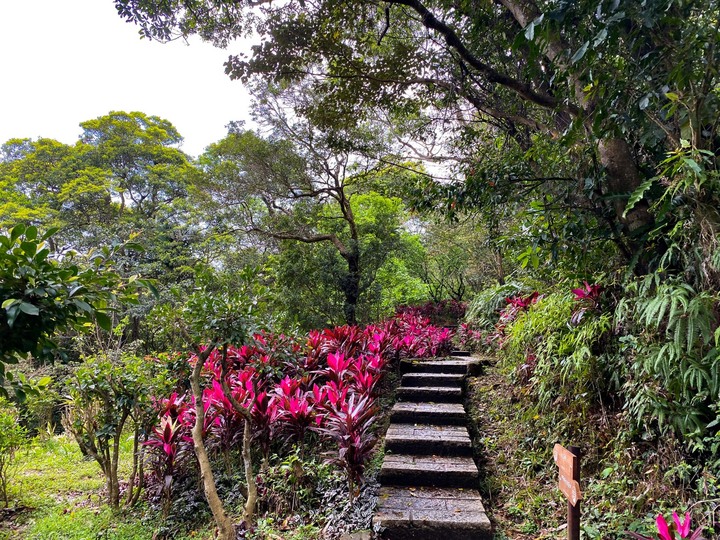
[553,444,582,540]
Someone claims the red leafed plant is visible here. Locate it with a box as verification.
[146,309,459,510]
[274,379,316,444]
[145,412,193,516]
[626,511,704,540]
[316,391,378,504]
[572,281,603,302]
[487,292,540,347]
[570,282,603,325]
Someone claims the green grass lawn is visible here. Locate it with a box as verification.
[1,434,211,540]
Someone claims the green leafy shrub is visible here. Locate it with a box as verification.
[501,288,615,420]
[616,274,720,449]
[64,352,171,508]
[464,281,528,330]
[0,397,26,507]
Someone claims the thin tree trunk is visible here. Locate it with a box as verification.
[241,420,257,526]
[129,441,145,507]
[342,250,361,325]
[125,424,140,506]
[218,346,256,525]
[189,352,236,540]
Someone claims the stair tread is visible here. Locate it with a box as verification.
[374,485,490,524]
[404,372,465,378]
[405,359,477,367]
[402,373,465,384]
[391,402,466,415]
[400,358,480,374]
[389,402,467,425]
[386,423,471,442]
[381,454,477,473]
[397,387,463,403]
[398,386,462,392]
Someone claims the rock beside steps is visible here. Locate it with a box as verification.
[372,356,492,539]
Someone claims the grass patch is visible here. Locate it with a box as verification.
[21,506,151,540]
[14,435,109,508]
[0,434,211,540]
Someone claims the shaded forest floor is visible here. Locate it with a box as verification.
[465,361,720,540]
[466,363,567,539]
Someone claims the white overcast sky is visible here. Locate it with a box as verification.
[0,0,254,158]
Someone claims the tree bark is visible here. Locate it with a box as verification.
[189,349,236,540]
[341,249,361,325]
[125,424,140,506]
[598,138,654,236]
[218,345,257,527]
[241,420,257,525]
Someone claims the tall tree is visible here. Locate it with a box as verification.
[266,191,423,329]
[117,0,719,274]
[199,87,418,325]
[79,111,192,219]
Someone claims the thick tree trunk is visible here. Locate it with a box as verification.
[595,138,656,272]
[598,138,653,235]
[190,355,236,540]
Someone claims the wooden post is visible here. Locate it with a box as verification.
[568,446,581,540]
[553,444,582,540]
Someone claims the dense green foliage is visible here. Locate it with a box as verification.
[1,0,718,535]
[0,224,146,396]
[0,398,26,507]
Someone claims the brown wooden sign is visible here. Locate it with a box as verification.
[553,444,582,540]
[553,444,582,506]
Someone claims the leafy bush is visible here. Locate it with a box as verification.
[500,286,614,422]
[464,281,528,330]
[0,224,147,396]
[65,353,171,508]
[0,397,26,507]
[616,275,720,450]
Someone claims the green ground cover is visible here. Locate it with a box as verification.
[1,435,210,540]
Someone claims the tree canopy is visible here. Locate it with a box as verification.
[116,0,719,279]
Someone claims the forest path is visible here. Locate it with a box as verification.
[372,354,493,539]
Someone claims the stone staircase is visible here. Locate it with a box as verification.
[372,355,492,539]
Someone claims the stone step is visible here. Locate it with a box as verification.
[400,359,476,375]
[401,372,465,388]
[373,486,492,540]
[379,454,478,489]
[396,386,463,403]
[385,424,472,456]
[390,402,467,426]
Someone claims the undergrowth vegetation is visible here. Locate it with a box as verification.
[462,275,720,538]
[1,311,447,539]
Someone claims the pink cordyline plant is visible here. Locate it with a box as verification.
[570,281,603,325]
[627,512,704,540]
[486,292,541,348]
[146,311,461,508]
[571,281,603,302]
